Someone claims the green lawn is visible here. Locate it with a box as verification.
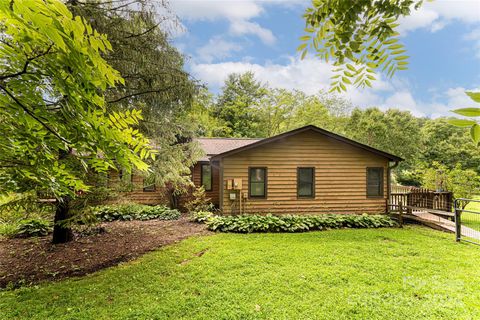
[462,197,480,230]
[2,226,480,320]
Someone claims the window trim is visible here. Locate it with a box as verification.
[143,177,156,192]
[248,167,267,199]
[200,162,213,192]
[118,169,133,183]
[366,167,384,198]
[297,167,315,199]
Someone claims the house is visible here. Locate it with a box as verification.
[113,125,402,214]
[191,125,402,215]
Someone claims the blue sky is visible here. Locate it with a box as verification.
[171,0,480,117]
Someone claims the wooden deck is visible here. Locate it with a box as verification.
[406,211,480,241]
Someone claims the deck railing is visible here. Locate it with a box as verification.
[389,186,453,214]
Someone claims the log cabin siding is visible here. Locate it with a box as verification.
[221,130,389,214]
[106,170,168,205]
[192,161,220,206]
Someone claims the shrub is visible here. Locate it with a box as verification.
[205,214,397,233]
[94,204,180,222]
[184,186,214,213]
[190,210,214,223]
[0,223,20,238]
[16,219,51,237]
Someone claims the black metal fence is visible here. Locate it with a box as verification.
[455,198,480,245]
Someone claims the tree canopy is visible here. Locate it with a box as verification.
[213,72,268,138]
[0,0,153,197]
[67,0,201,187]
[300,0,423,92]
[0,0,155,242]
[300,0,479,144]
[193,71,479,189]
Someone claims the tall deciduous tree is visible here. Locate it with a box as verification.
[344,107,422,184]
[421,163,480,208]
[0,0,153,243]
[67,0,200,187]
[214,72,268,138]
[419,118,480,172]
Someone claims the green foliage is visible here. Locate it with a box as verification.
[0,192,54,238]
[344,107,423,182]
[68,1,202,191]
[16,219,51,237]
[213,72,269,138]
[205,214,396,233]
[184,187,214,214]
[450,91,480,145]
[346,107,421,162]
[0,192,53,220]
[0,0,154,198]
[421,162,480,208]
[300,0,424,92]
[94,204,180,222]
[190,210,214,223]
[195,74,353,139]
[189,88,231,137]
[0,223,20,238]
[419,118,480,173]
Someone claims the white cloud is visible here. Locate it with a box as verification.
[464,27,480,59]
[398,0,480,34]
[190,57,405,112]
[445,87,480,108]
[171,0,263,21]
[171,0,277,44]
[383,91,426,117]
[196,37,243,62]
[190,57,333,93]
[229,20,276,45]
[190,57,479,118]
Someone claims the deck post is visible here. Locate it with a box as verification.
[398,201,403,228]
[454,200,461,242]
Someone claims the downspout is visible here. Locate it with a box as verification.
[219,158,224,213]
[387,161,400,213]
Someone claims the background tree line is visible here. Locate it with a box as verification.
[190,72,480,190]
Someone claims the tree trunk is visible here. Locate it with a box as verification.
[52,196,73,244]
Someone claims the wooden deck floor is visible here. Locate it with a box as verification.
[407,211,480,241]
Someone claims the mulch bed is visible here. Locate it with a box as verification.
[0,217,211,288]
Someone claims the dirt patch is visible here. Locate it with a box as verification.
[0,217,211,288]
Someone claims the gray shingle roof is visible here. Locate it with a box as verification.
[196,137,261,161]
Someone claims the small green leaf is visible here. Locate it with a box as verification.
[448,119,477,127]
[297,43,307,51]
[466,91,480,103]
[471,124,480,143]
[346,64,356,72]
[388,44,403,50]
[301,49,308,60]
[452,108,480,117]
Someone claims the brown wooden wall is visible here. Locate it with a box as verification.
[192,161,220,206]
[106,170,168,205]
[221,130,389,215]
